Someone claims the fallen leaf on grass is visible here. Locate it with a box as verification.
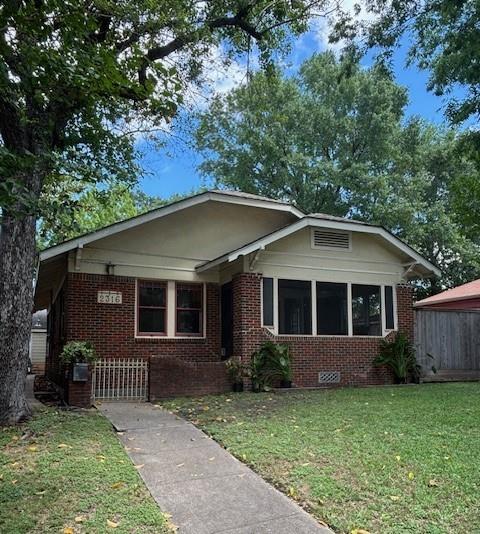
[63,528,74,534]
[428,479,439,487]
[11,480,17,485]
[395,455,401,462]
[75,515,86,523]
[389,496,400,501]
[111,482,125,489]
[408,472,415,480]
[351,529,371,534]
[35,490,46,496]
[58,443,71,449]
[27,446,38,452]
[107,519,119,528]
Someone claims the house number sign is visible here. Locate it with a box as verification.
[97,291,122,304]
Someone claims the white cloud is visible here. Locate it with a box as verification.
[310,0,377,52]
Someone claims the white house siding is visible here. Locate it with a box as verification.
[30,330,47,374]
[255,228,407,286]
[67,200,296,283]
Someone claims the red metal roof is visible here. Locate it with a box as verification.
[415,279,480,307]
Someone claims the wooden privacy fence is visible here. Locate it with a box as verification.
[92,358,149,401]
[415,309,480,378]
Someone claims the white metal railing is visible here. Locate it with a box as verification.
[92,358,149,401]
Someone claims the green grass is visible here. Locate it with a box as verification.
[0,408,171,533]
[162,383,480,534]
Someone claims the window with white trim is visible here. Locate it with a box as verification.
[263,277,397,337]
[176,283,203,336]
[137,280,167,336]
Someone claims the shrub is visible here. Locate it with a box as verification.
[373,333,420,383]
[225,358,246,384]
[60,341,97,365]
[250,341,292,391]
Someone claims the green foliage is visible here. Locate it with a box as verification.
[333,1,480,130]
[195,51,480,293]
[37,184,165,248]
[250,341,292,391]
[373,333,419,383]
[0,409,170,533]
[59,341,97,365]
[164,384,480,533]
[0,0,335,215]
[225,358,246,384]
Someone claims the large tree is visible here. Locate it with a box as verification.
[0,0,336,424]
[333,0,480,130]
[194,52,480,293]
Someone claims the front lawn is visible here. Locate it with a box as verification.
[162,383,480,534]
[0,408,171,533]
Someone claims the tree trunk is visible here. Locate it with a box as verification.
[0,210,37,424]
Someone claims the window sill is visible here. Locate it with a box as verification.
[135,335,206,341]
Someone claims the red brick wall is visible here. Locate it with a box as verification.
[65,273,221,362]
[232,274,414,388]
[150,357,229,399]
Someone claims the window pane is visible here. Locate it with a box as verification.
[385,286,395,330]
[278,279,312,335]
[139,308,165,333]
[352,284,381,336]
[177,310,201,334]
[177,285,202,309]
[262,278,274,326]
[317,282,348,335]
[139,282,166,307]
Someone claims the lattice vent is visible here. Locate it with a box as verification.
[318,371,341,384]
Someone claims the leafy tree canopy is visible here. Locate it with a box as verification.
[194,51,480,292]
[332,0,480,130]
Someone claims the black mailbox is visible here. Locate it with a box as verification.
[72,362,89,382]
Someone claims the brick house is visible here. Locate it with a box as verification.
[34,190,439,406]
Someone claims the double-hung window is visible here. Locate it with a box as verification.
[176,283,203,336]
[137,280,167,335]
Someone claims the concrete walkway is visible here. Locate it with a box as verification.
[98,402,331,534]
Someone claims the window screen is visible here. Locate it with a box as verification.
[385,286,395,330]
[262,278,274,326]
[176,283,203,335]
[138,280,167,335]
[352,284,381,336]
[278,279,312,335]
[317,282,348,335]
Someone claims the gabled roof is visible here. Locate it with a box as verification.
[415,279,480,307]
[196,215,441,277]
[39,189,304,262]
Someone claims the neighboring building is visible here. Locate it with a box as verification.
[33,190,439,406]
[30,310,47,374]
[415,279,480,310]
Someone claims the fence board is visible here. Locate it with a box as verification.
[415,309,480,375]
[92,358,148,401]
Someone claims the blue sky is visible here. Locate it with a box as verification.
[138,29,450,200]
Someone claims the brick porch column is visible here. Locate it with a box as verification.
[396,284,414,341]
[232,273,263,370]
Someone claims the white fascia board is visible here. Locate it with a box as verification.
[197,217,441,278]
[39,191,304,262]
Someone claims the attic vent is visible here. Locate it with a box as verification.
[312,229,351,250]
[319,371,341,384]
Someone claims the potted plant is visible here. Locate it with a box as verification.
[373,333,420,384]
[226,358,245,392]
[60,341,97,382]
[250,341,293,391]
